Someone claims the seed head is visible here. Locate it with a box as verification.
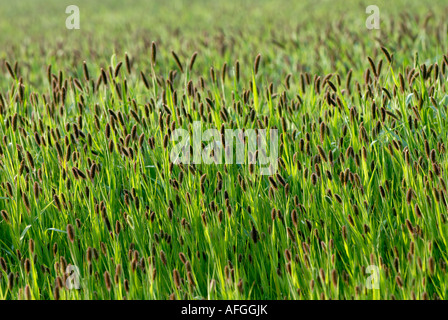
[66,224,75,243]
[428,257,435,275]
[396,275,403,288]
[151,42,157,65]
[171,51,184,73]
[160,250,167,266]
[189,52,198,72]
[1,210,10,224]
[254,54,261,75]
[414,203,422,218]
[104,271,112,291]
[173,269,181,288]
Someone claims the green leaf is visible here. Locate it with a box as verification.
[20,225,32,242]
[46,228,67,234]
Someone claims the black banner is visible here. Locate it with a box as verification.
[0,300,436,319]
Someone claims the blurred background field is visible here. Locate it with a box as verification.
[0,0,447,90]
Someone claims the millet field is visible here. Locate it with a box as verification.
[1,0,448,300]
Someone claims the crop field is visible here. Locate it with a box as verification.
[1,0,448,301]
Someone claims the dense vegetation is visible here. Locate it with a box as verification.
[1,0,448,300]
